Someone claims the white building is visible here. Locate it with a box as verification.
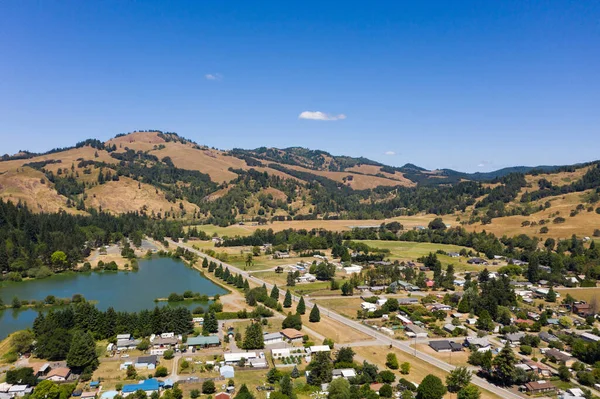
[344,265,363,274]
[361,302,377,312]
[263,332,283,345]
[308,345,331,354]
[224,352,257,364]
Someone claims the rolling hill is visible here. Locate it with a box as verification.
[1,131,599,238]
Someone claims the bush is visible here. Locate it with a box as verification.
[520,345,532,355]
[380,384,393,398]
[163,350,174,360]
[202,380,216,394]
[154,366,168,377]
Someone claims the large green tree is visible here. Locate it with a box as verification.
[493,342,517,386]
[308,351,333,386]
[446,367,472,393]
[67,331,99,372]
[283,290,292,308]
[328,378,351,399]
[297,297,306,314]
[416,375,447,399]
[309,305,321,322]
[242,322,265,350]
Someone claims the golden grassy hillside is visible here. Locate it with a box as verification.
[0,167,79,213]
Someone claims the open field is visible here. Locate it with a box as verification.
[556,287,600,305]
[352,346,501,399]
[412,343,471,367]
[312,298,364,319]
[299,312,372,344]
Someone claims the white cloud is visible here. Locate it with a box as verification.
[477,160,492,168]
[298,111,346,121]
[205,73,223,81]
[384,151,396,156]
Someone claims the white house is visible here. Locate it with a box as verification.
[376,298,388,307]
[332,369,357,379]
[224,352,257,364]
[271,348,291,359]
[344,265,363,274]
[361,302,377,312]
[308,345,331,354]
[396,314,412,325]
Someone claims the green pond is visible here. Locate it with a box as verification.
[0,257,227,338]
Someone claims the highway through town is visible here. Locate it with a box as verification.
[168,239,525,399]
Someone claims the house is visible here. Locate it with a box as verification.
[248,358,268,368]
[215,393,231,399]
[524,381,557,395]
[443,324,465,334]
[467,258,488,265]
[448,252,460,258]
[332,369,357,379]
[580,332,600,343]
[344,265,363,274]
[263,332,283,345]
[404,324,428,338]
[505,332,525,344]
[466,318,477,325]
[224,352,257,364]
[425,280,434,288]
[46,367,71,382]
[567,388,585,397]
[151,336,178,348]
[430,303,452,312]
[397,298,419,305]
[396,314,412,325]
[81,392,97,399]
[361,302,377,312]
[296,273,316,283]
[117,334,132,340]
[545,349,576,367]
[8,385,33,398]
[391,280,420,292]
[186,335,221,348]
[429,340,463,352]
[117,339,141,350]
[220,365,235,379]
[573,303,594,316]
[31,363,51,378]
[122,379,160,397]
[135,355,158,369]
[281,329,304,343]
[539,332,559,343]
[211,237,224,245]
[523,360,554,377]
[465,337,491,352]
[454,280,466,287]
[274,251,290,259]
[376,298,388,307]
[308,345,331,354]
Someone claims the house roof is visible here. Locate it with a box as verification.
[263,332,282,341]
[405,324,428,335]
[47,367,71,378]
[224,352,257,362]
[215,393,231,399]
[525,381,556,391]
[281,328,304,339]
[505,332,525,342]
[186,336,220,346]
[137,355,158,365]
[122,379,159,393]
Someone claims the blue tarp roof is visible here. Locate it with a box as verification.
[122,379,159,393]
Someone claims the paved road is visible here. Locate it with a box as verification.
[168,239,525,399]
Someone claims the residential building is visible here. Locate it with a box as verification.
[467,258,488,265]
[332,369,357,379]
[122,380,160,397]
[580,332,600,343]
[465,337,491,352]
[224,352,257,364]
[505,332,525,344]
[135,355,158,369]
[281,329,304,343]
[274,251,290,259]
[396,314,412,325]
[574,303,594,316]
[344,265,363,274]
[429,340,463,352]
[443,324,465,334]
[397,298,419,305]
[361,302,377,312]
[46,367,71,382]
[404,324,428,338]
[545,349,576,367]
[271,348,291,358]
[539,332,559,343]
[186,336,221,348]
[524,381,557,395]
[248,358,267,368]
[308,345,330,354]
[263,332,283,345]
[215,393,231,399]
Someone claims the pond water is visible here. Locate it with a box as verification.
[0,257,227,338]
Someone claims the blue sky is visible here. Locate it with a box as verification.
[0,1,598,172]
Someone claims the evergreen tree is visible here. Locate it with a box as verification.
[385,353,399,369]
[67,331,99,372]
[279,374,295,399]
[242,322,264,350]
[309,305,321,322]
[493,342,517,386]
[297,297,306,315]
[270,285,280,300]
[233,384,255,399]
[283,290,292,308]
[327,378,350,399]
[286,272,296,286]
[291,365,300,379]
[527,255,540,283]
[546,287,557,302]
[202,257,209,268]
[307,351,333,385]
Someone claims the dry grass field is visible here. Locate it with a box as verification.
[465,190,600,240]
[299,312,372,344]
[312,298,364,319]
[86,176,199,217]
[0,167,77,213]
[412,343,471,366]
[556,287,600,306]
[352,346,501,399]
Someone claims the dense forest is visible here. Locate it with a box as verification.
[0,200,186,278]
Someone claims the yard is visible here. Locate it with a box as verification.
[556,287,600,305]
[299,312,372,344]
[411,343,471,367]
[312,298,365,319]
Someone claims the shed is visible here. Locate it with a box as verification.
[220,365,235,379]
